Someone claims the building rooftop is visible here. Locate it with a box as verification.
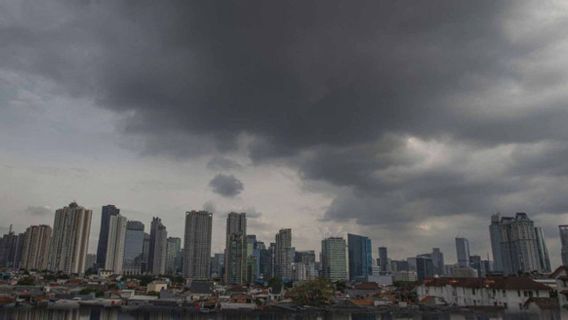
[422,277,550,291]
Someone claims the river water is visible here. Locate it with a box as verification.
[0,308,565,320]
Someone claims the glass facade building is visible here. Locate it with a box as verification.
[347,233,372,281]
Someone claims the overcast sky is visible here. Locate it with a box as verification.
[2,0,568,267]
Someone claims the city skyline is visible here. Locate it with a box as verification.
[0,202,565,282]
[2,1,568,271]
[1,205,567,269]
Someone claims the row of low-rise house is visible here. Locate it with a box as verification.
[416,277,552,312]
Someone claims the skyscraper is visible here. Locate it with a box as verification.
[275,229,294,281]
[21,225,52,271]
[416,254,434,281]
[141,233,150,274]
[431,248,445,276]
[246,235,261,283]
[321,237,348,282]
[166,237,181,275]
[123,221,145,275]
[378,246,388,273]
[469,254,482,277]
[183,210,213,279]
[560,225,568,266]
[148,217,167,275]
[104,214,128,274]
[225,212,247,284]
[489,213,504,272]
[96,205,120,269]
[294,250,317,281]
[210,253,225,279]
[535,227,551,273]
[491,213,546,275]
[347,234,372,281]
[0,226,24,270]
[455,237,470,268]
[259,243,275,280]
[47,202,92,274]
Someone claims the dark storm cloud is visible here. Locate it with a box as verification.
[3,0,568,228]
[209,174,244,198]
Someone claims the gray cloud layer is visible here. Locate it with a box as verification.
[209,174,244,198]
[3,0,568,252]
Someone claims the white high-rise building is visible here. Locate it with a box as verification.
[490,213,548,275]
[183,210,212,279]
[321,237,348,282]
[148,217,167,275]
[275,228,294,281]
[225,212,247,284]
[47,202,92,274]
[21,225,52,271]
[104,214,128,274]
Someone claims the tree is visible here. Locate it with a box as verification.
[17,277,35,286]
[287,278,334,306]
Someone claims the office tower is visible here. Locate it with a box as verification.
[260,243,275,280]
[480,259,492,277]
[123,221,145,275]
[294,250,317,281]
[469,255,482,277]
[416,254,434,281]
[489,213,504,272]
[226,233,247,284]
[346,234,372,281]
[21,225,52,270]
[141,233,150,273]
[378,247,388,273]
[275,229,294,281]
[104,214,127,274]
[254,241,265,280]
[183,210,213,279]
[560,225,568,266]
[148,217,167,275]
[535,227,551,273]
[407,257,417,271]
[210,253,225,279]
[166,237,181,275]
[0,226,24,269]
[455,237,470,268]
[47,202,93,274]
[491,213,545,274]
[321,237,348,282]
[295,250,316,264]
[225,212,247,284]
[390,260,409,272]
[431,248,445,276]
[96,205,120,269]
[245,235,261,283]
